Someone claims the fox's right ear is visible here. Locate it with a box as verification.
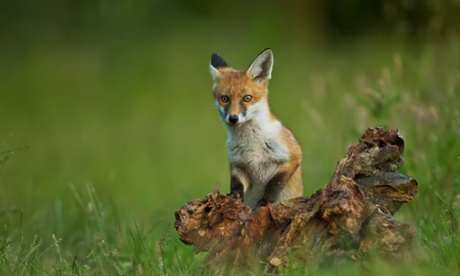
[210,53,229,81]
[247,48,273,83]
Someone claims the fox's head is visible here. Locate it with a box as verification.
[210,48,274,126]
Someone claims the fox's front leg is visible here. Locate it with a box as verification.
[229,166,249,199]
[255,162,301,209]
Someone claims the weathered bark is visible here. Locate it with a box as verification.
[174,128,417,269]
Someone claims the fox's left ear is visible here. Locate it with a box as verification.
[247,48,273,83]
[210,53,229,82]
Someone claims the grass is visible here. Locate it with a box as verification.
[0,15,459,274]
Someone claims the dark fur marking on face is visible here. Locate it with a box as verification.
[241,107,247,117]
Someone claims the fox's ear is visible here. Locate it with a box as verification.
[247,48,273,83]
[210,53,229,81]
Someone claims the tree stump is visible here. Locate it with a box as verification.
[174,128,418,269]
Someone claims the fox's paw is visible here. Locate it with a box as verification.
[228,191,243,200]
[254,199,269,210]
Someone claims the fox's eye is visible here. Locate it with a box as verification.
[243,95,252,102]
[221,95,229,103]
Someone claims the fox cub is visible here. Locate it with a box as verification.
[210,48,303,209]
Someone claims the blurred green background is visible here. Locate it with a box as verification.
[1,0,459,273]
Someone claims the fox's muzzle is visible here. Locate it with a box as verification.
[228,115,239,124]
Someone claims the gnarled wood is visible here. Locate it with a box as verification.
[174,128,417,268]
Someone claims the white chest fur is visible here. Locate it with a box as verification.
[226,114,290,187]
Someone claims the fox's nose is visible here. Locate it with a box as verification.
[229,115,239,124]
